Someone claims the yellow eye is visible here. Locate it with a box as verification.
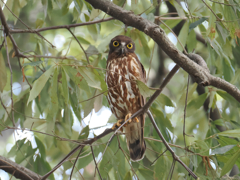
[113,41,119,47]
[127,43,133,49]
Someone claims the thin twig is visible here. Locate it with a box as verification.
[90,146,102,180]
[147,42,155,82]
[147,110,197,179]
[17,57,32,89]
[0,38,5,51]
[150,149,167,166]
[167,159,176,180]
[68,28,90,64]
[183,75,190,149]
[69,147,84,180]
[1,0,55,48]
[201,0,229,30]
[4,32,15,127]
[158,19,188,54]
[11,17,114,34]
[116,136,139,180]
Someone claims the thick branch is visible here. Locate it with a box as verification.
[85,0,240,103]
[0,155,43,180]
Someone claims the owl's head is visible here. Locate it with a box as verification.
[109,35,135,56]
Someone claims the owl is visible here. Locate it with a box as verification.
[105,35,146,161]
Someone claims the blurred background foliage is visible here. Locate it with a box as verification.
[0,0,240,179]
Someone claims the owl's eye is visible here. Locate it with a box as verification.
[113,41,119,47]
[127,43,133,49]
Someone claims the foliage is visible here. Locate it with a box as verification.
[0,0,240,179]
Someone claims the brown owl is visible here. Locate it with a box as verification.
[105,35,146,161]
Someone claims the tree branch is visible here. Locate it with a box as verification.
[0,155,44,180]
[147,111,197,179]
[85,0,240,103]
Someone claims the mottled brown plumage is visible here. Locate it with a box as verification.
[105,35,146,161]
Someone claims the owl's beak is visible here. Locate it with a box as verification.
[121,46,125,55]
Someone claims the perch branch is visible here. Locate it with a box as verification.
[85,0,240,103]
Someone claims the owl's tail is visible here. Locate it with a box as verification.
[125,114,146,161]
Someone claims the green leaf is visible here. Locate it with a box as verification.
[138,32,150,57]
[76,36,91,45]
[160,19,182,33]
[0,52,7,92]
[194,140,209,156]
[61,68,69,104]
[27,66,54,105]
[151,107,173,132]
[211,145,235,155]
[62,65,89,92]
[73,0,83,14]
[154,156,168,180]
[186,93,208,117]
[218,129,240,138]
[217,90,240,107]
[131,0,138,10]
[35,137,46,159]
[35,18,44,29]
[78,125,89,140]
[216,23,229,44]
[76,151,93,169]
[136,80,154,99]
[50,68,58,105]
[86,45,99,57]
[187,30,197,53]
[176,22,189,52]
[221,149,240,176]
[172,0,185,17]
[87,24,98,41]
[124,171,132,180]
[189,17,208,31]
[89,9,101,21]
[62,1,69,15]
[78,67,102,90]
[138,169,154,179]
[155,94,175,107]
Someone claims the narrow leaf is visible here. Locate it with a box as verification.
[136,80,154,99]
[61,68,69,104]
[155,94,175,107]
[189,17,208,31]
[0,52,7,92]
[221,149,240,176]
[211,145,235,155]
[27,66,54,105]
[78,67,101,90]
[50,68,58,105]
[176,22,189,52]
[218,129,240,138]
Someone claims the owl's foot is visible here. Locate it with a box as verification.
[112,119,124,132]
[125,113,139,125]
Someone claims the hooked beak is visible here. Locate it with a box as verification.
[120,45,125,55]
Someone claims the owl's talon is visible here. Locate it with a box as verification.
[112,119,124,130]
[125,113,132,124]
[133,117,139,123]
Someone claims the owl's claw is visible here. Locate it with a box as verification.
[112,119,124,132]
[125,113,139,124]
[112,113,140,131]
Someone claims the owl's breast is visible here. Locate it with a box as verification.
[105,55,142,119]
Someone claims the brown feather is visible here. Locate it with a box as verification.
[106,35,146,161]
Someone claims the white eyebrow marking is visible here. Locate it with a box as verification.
[121,42,126,46]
